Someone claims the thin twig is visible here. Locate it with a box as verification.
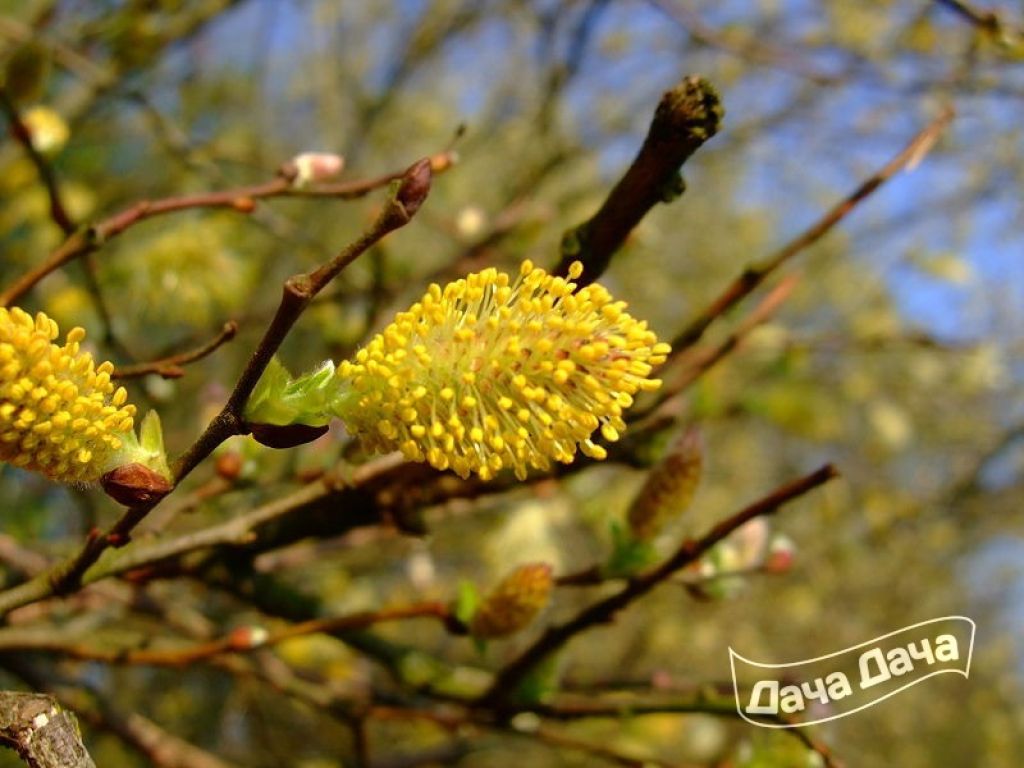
[0,89,75,235]
[112,321,239,379]
[934,0,1021,39]
[0,163,432,619]
[534,692,842,768]
[482,464,839,705]
[649,0,840,85]
[552,75,722,285]
[670,108,954,353]
[0,151,454,307]
[0,602,451,668]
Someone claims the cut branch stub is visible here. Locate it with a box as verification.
[0,692,96,768]
[555,74,723,285]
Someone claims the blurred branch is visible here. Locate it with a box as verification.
[0,149,456,307]
[934,0,1023,42]
[553,75,723,285]
[640,273,799,418]
[535,691,842,768]
[0,602,451,667]
[0,162,433,619]
[0,691,95,768]
[0,89,74,235]
[4,660,236,768]
[482,464,839,705]
[523,721,690,768]
[112,321,239,380]
[0,86,135,359]
[649,0,840,84]
[670,107,955,353]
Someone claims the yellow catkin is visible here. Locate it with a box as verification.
[627,429,702,541]
[335,261,670,480]
[470,563,554,639]
[0,307,136,483]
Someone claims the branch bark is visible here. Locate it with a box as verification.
[553,74,722,285]
[0,692,96,768]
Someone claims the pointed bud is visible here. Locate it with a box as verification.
[469,563,553,639]
[101,463,172,506]
[627,428,702,541]
[395,158,433,216]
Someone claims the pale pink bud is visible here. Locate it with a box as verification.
[292,152,345,186]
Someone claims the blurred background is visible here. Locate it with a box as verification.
[0,1,1022,766]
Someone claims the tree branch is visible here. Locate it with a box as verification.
[112,321,238,380]
[670,107,954,352]
[553,75,723,285]
[482,464,839,705]
[0,161,433,619]
[0,150,454,307]
[0,691,96,768]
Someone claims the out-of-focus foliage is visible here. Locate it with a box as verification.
[0,1,1022,767]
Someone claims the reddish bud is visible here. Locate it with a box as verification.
[395,158,433,216]
[101,463,173,506]
[215,451,244,481]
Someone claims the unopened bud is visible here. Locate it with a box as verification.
[227,625,269,651]
[469,563,553,639]
[763,534,796,574]
[429,150,459,173]
[290,152,345,187]
[395,158,433,216]
[232,196,256,213]
[247,421,329,449]
[627,428,702,541]
[101,463,173,506]
[215,451,244,481]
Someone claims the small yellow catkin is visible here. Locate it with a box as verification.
[335,261,670,480]
[0,307,136,483]
[627,428,702,541]
[470,563,554,639]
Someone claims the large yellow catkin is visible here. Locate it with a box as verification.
[0,307,136,483]
[627,428,702,541]
[335,261,670,480]
[470,562,554,639]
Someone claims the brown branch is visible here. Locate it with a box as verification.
[649,0,840,85]
[0,89,136,360]
[0,602,451,668]
[670,107,954,352]
[628,274,799,424]
[934,0,1021,39]
[553,75,722,285]
[0,150,455,307]
[0,89,75,236]
[534,692,842,768]
[0,691,96,768]
[663,273,797,396]
[0,162,432,619]
[481,464,839,705]
[112,321,239,380]
[3,661,237,768]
